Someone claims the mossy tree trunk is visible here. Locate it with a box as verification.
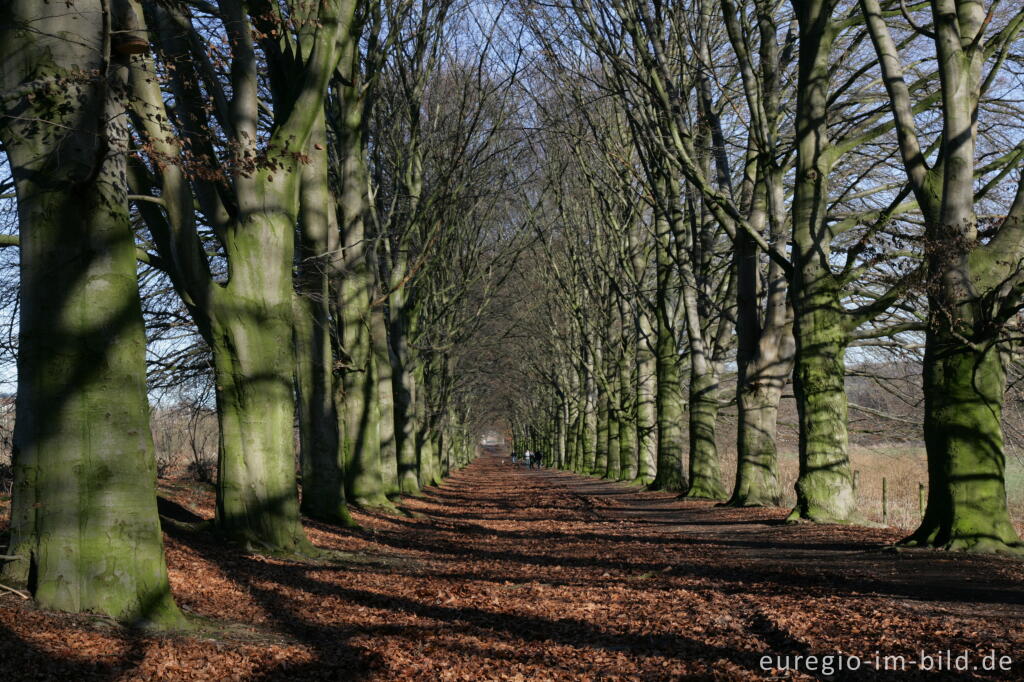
[390,296,422,495]
[582,348,599,474]
[0,0,182,625]
[859,0,1024,551]
[732,382,785,506]
[651,220,687,492]
[679,234,727,499]
[415,360,443,488]
[909,338,1021,551]
[617,304,639,480]
[786,0,857,523]
[719,4,795,508]
[595,378,610,476]
[604,352,622,478]
[728,178,793,507]
[558,394,570,469]
[372,301,400,497]
[687,368,727,500]
[635,310,658,485]
[574,364,591,473]
[294,115,352,526]
[789,241,856,522]
[293,289,352,526]
[330,65,389,508]
[592,336,610,475]
[129,0,347,550]
[209,258,312,552]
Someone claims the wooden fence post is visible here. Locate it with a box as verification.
[882,477,888,526]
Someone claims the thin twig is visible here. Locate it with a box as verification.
[900,0,936,40]
[0,582,30,600]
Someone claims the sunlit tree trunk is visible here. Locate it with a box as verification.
[859,0,1024,551]
[372,302,400,497]
[651,214,687,492]
[0,0,182,624]
[130,0,346,550]
[593,392,609,475]
[604,349,623,479]
[558,393,570,469]
[582,346,598,473]
[294,116,353,526]
[729,174,793,507]
[331,66,388,508]
[786,0,857,522]
[635,310,658,485]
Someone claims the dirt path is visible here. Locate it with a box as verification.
[2,453,1023,680]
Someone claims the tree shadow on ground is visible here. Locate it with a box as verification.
[167,532,772,679]
[389,471,1024,612]
[0,612,159,680]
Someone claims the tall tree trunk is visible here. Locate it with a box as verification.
[722,2,794,508]
[595,383,610,475]
[687,367,727,499]
[372,303,399,497]
[651,228,687,492]
[635,311,657,485]
[334,114,388,508]
[294,117,352,526]
[582,350,598,473]
[786,0,857,523]
[896,0,1022,552]
[906,339,1020,551]
[415,361,442,487]
[128,0,345,550]
[0,0,182,624]
[574,365,591,473]
[293,294,352,526]
[618,307,639,480]
[680,259,726,499]
[558,394,570,469]
[728,188,793,507]
[210,204,313,552]
[390,299,421,495]
[326,24,391,507]
[731,383,784,506]
[604,364,622,479]
[788,251,856,522]
[593,339,610,475]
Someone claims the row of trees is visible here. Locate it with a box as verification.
[2,0,1023,630]
[499,0,1024,555]
[0,0,524,625]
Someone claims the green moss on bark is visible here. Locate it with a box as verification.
[728,385,782,507]
[903,333,1023,554]
[1,4,182,625]
[686,372,727,500]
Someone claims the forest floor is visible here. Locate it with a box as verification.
[2,452,1023,680]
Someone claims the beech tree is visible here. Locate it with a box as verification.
[566,0,923,520]
[860,0,1024,552]
[0,0,183,624]
[130,0,348,553]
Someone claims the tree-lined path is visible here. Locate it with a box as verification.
[5,1,1024,678]
[3,451,1021,679]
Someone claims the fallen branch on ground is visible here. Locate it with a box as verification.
[0,582,29,599]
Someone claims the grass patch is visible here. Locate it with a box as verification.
[721,444,1024,534]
